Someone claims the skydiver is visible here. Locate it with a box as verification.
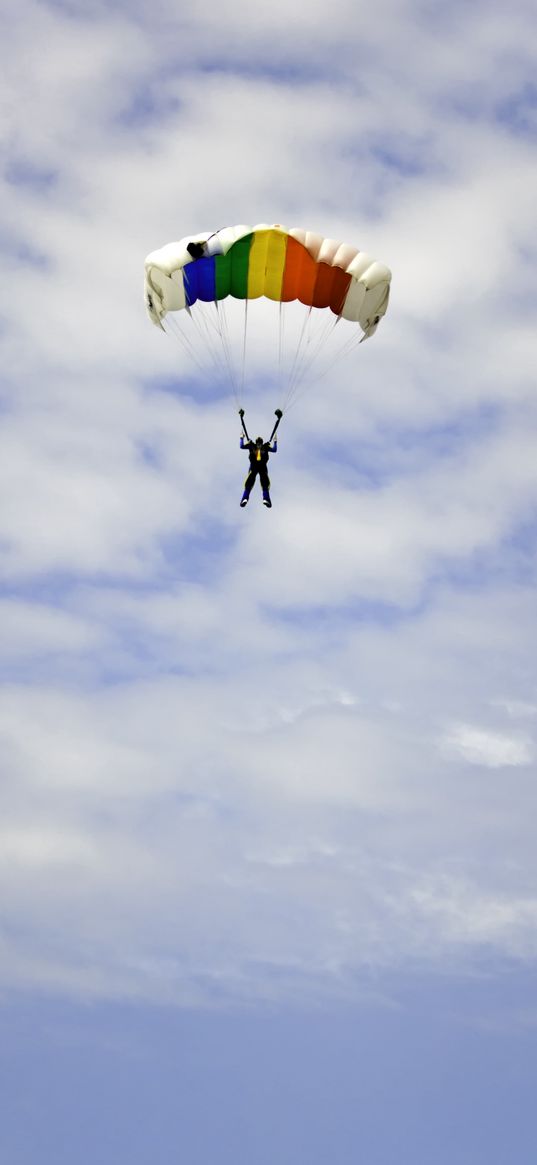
[239,409,282,509]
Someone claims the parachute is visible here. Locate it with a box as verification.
[144,223,391,412]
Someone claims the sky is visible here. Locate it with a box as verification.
[1,0,537,1161]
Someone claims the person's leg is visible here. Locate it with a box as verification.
[240,468,256,506]
[260,466,271,507]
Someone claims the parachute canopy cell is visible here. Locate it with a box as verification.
[144,223,391,341]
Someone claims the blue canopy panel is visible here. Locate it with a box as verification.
[183,257,217,308]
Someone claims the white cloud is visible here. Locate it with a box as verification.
[440,723,534,768]
[411,876,537,958]
[0,825,97,868]
[0,599,104,659]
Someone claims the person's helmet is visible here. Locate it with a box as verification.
[255,436,264,445]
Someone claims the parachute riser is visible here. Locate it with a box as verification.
[239,409,281,443]
[239,409,250,442]
[269,409,283,443]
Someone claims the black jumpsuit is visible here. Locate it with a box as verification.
[240,438,277,506]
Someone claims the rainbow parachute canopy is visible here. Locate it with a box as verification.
[145,223,391,341]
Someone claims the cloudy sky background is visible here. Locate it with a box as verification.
[2,0,537,1160]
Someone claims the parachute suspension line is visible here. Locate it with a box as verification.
[278,301,285,404]
[222,301,243,407]
[283,321,366,414]
[212,299,241,406]
[307,317,366,383]
[239,299,248,408]
[163,303,245,403]
[281,306,313,411]
[283,306,336,409]
[196,299,252,409]
[284,309,318,401]
[193,301,225,360]
[184,304,225,383]
[288,312,340,398]
[321,324,364,372]
[164,314,213,378]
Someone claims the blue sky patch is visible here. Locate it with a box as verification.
[497,83,537,138]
